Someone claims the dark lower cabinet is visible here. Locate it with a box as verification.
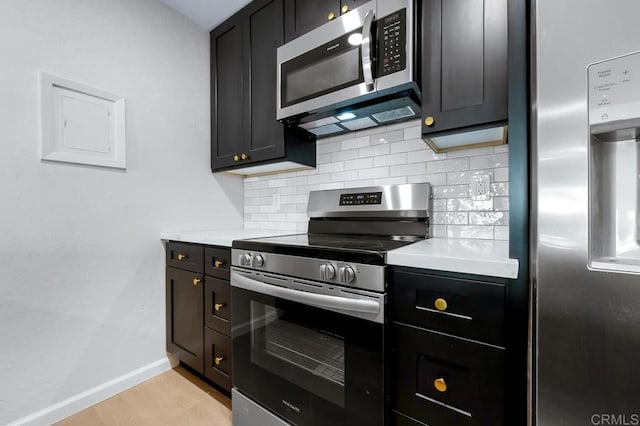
[391,266,508,426]
[166,266,204,373]
[204,328,232,391]
[166,241,232,392]
[421,0,508,136]
[393,323,504,426]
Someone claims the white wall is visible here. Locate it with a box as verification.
[245,119,510,240]
[0,1,243,424]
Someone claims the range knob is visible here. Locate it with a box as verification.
[241,253,252,267]
[253,254,264,267]
[339,266,356,284]
[320,263,336,281]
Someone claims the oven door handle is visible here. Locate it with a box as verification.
[233,273,380,315]
[361,8,375,91]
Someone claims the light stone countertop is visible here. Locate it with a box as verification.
[386,238,519,279]
[161,230,519,279]
[160,228,293,247]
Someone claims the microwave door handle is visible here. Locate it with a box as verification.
[361,9,375,91]
[232,272,380,315]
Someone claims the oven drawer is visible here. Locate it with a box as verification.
[391,268,506,345]
[205,246,230,280]
[205,276,231,336]
[166,242,204,273]
[393,323,504,426]
[204,327,232,391]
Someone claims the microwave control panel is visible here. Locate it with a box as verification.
[377,9,407,77]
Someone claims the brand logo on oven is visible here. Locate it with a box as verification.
[282,399,301,413]
[326,43,340,51]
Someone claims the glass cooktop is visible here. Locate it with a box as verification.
[233,233,423,265]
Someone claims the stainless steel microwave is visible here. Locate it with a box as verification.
[276,0,420,137]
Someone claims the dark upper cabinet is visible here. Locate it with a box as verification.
[421,0,508,136]
[211,0,315,172]
[211,14,243,170]
[283,0,369,43]
[242,0,286,163]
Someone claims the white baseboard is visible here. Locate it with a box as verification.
[8,357,172,426]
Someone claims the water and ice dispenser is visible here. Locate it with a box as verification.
[589,51,640,273]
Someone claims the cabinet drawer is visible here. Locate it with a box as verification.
[205,276,231,336]
[204,246,230,280]
[166,242,204,273]
[166,267,204,374]
[204,327,232,391]
[391,268,506,345]
[393,323,504,426]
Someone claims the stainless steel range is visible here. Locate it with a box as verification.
[230,183,430,426]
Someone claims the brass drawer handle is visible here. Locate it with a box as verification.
[234,155,240,162]
[341,4,349,13]
[192,278,201,286]
[215,356,224,366]
[434,298,448,311]
[434,378,447,392]
[424,116,435,127]
[177,253,188,261]
[214,303,225,311]
[241,153,248,160]
[214,259,224,268]
[328,12,335,20]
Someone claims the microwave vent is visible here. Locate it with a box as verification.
[372,106,416,123]
[307,123,344,136]
[341,117,378,131]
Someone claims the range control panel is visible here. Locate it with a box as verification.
[589,51,640,125]
[339,191,383,206]
[377,9,407,77]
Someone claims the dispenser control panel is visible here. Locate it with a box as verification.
[589,51,640,125]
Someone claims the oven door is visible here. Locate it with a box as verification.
[231,268,386,426]
[277,1,377,121]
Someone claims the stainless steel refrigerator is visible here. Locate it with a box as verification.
[534,1,640,424]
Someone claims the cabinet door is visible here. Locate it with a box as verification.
[166,267,204,373]
[340,0,369,15]
[204,276,231,336]
[393,323,504,426]
[242,0,286,163]
[204,328,232,391]
[284,0,341,43]
[211,14,244,170]
[421,0,508,135]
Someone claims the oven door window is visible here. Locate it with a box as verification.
[281,29,364,108]
[251,301,345,407]
[233,287,384,426]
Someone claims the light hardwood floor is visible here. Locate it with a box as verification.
[56,367,232,426]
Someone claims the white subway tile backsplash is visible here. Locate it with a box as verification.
[359,143,390,158]
[359,166,389,179]
[373,153,407,167]
[243,121,510,240]
[469,153,508,170]
[342,136,370,150]
[318,162,344,173]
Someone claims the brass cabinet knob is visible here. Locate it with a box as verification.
[241,153,248,160]
[424,116,435,127]
[215,356,224,366]
[214,259,224,268]
[434,378,447,392]
[214,303,225,311]
[434,298,448,311]
[341,4,349,13]
[192,278,201,286]
[328,12,336,20]
[177,254,188,261]
[233,155,240,162]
